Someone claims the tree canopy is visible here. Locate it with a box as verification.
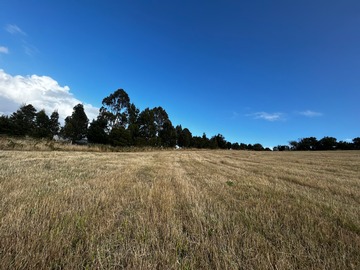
[62,104,89,143]
[0,104,59,139]
[100,89,130,129]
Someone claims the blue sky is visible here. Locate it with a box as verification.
[0,0,359,147]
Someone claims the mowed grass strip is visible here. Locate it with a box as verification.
[0,150,359,269]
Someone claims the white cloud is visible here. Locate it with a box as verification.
[249,112,284,121]
[298,110,323,117]
[0,69,99,122]
[5,24,26,35]
[0,46,9,54]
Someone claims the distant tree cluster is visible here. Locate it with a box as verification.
[0,89,268,150]
[274,136,360,151]
[0,104,60,139]
[1,89,358,151]
[85,89,268,150]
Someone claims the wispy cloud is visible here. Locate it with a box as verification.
[231,111,239,119]
[22,42,39,57]
[246,110,322,122]
[4,24,38,56]
[248,112,284,121]
[0,69,99,122]
[5,24,26,35]
[298,110,323,117]
[0,46,9,54]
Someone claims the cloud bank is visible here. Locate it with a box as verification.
[0,69,99,122]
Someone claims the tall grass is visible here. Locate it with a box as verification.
[0,150,359,269]
[0,136,165,152]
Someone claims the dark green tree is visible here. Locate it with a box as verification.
[191,136,202,148]
[49,111,60,136]
[253,143,264,151]
[201,133,210,148]
[128,103,140,126]
[192,133,209,148]
[63,104,89,143]
[137,108,156,145]
[209,136,218,149]
[353,137,360,150]
[239,143,247,150]
[216,134,227,149]
[317,136,337,150]
[232,142,240,150]
[100,89,130,129]
[297,137,318,150]
[336,140,353,150]
[109,126,132,147]
[181,128,193,148]
[176,125,192,148]
[175,125,183,145]
[33,110,51,138]
[127,103,140,144]
[276,145,290,151]
[159,120,177,147]
[152,106,169,136]
[10,104,37,136]
[0,115,12,135]
[209,134,227,149]
[289,140,298,150]
[87,117,108,144]
[226,142,232,149]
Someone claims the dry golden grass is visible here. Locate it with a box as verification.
[0,136,103,152]
[0,136,159,152]
[0,150,359,269]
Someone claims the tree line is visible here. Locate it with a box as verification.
[0,104,60,139]
[0,88,358,151]
[274,136,360,151]
[0,89,267,150]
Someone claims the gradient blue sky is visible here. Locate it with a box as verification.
[1,0,359,147]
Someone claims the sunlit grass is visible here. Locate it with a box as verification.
[0,150,359,269]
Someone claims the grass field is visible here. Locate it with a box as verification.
[0,149,359,269]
